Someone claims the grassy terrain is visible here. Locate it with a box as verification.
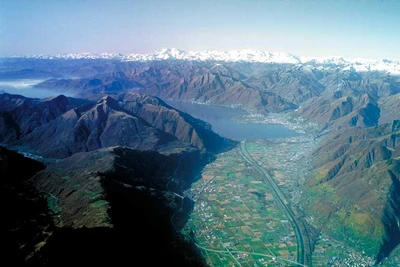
[184,147,298,266]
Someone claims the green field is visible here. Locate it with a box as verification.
[184,147,299,266]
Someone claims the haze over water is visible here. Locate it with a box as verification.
[0,79,73,98]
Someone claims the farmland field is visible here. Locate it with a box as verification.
[184,145,299,266]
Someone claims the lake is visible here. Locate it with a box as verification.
[0,82,302,140]
[0,79,73,98]
[166,101,301,140]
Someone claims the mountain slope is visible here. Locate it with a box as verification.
[0,93,232,158]
[18,96,181,158]
[298,93,381,130]
[244,64,325,104]
[0,93,91,142]
[136,65,297,113]
[301,121,400,262]
[32,61,298,114]
[118,92,234,152]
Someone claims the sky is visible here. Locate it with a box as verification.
[1,0,399,58]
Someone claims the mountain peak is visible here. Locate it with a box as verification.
[97,95,119,108]
[5,49,400,75]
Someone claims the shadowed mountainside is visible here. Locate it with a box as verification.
[0,147,49,266]
[1,146,209,266]
[0,93,92,142]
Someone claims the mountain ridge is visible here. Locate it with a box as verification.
[4,48,400,74]
[0,92,233,158]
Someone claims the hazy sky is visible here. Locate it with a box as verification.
[1,0,399,58]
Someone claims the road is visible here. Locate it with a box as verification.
[191,237,307,267]
[239,141,306,266]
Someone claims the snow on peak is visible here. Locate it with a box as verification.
[5,49,400,74]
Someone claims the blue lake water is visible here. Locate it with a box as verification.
[0,81,301,141]
[0,79,73,98]
[166,101,301,140]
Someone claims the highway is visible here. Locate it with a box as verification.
[239,141,306,266]
[193,240,307,267]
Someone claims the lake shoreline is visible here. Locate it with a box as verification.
[165,100,303,141]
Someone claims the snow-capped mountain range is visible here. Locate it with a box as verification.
[6,48,400,74]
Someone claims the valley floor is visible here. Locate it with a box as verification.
[183,136,377,266]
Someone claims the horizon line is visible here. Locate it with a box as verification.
[1,48,399,62]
